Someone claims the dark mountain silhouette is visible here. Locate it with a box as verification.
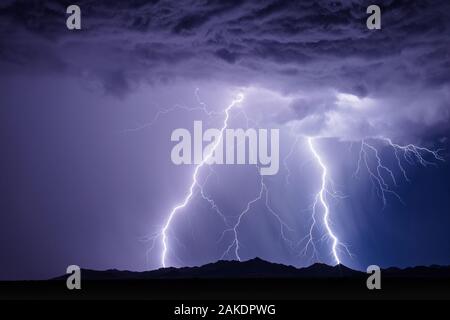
[53,257,450,280]
[2,258,449,300]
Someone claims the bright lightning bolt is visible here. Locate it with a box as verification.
[160,93,244,267]
[354,139,403,207]
[219,165,294,261]
[382,137,445,167]
[130,90,292,267]
[307,137,341,265]
[354,137,444,207]
[220,169,265,261]
[199,167,229,227]
[300,135,443,266]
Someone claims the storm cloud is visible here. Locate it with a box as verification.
[1,0,449,142]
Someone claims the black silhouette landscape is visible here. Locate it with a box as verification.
[1,258,449,300]
[52,257,450,279]
[55,258,364,280]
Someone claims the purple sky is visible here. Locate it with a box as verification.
[1,0,450,280]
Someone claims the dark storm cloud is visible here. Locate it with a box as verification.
[1,0,448,86]
[1,0,449,137]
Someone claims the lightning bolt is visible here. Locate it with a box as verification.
[124,88,221,133]
[219,164,294,261]
[307,137,342,265]
[160,93,244,267]
[354,139,403,207]
[198,167,229,227]
[382,137,445,167]
[130,90,293,267]
[354,137,444,207]
[299,135,443,266]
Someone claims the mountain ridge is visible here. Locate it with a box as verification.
[53,257,450,280]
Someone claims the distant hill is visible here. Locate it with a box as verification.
[53,257,450,280]
[2,258,449,300]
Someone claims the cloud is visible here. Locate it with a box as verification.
[0,0,449,140]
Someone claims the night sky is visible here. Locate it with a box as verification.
[1,0,450,280]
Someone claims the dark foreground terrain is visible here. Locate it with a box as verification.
[1,258,449,300]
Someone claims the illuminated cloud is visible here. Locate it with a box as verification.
[1,0,449,141]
